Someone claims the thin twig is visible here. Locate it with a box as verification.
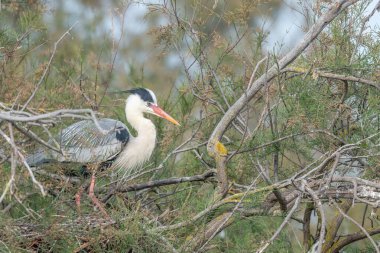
[256,194,302,253]
[304,181,325,253]
[285,67,380,90]
[196,173,261,252]
[333,200,380,253]
[0,109,108,134]
[0,129,46,196]
[22,21,79,110]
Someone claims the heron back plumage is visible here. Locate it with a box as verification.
[27,119,130,166]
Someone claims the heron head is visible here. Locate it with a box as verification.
[125,88,180,126]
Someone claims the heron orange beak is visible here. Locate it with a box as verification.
[150,104,180,126]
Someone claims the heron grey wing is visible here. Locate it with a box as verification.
[54,119,130,163]
[60,119,129,146]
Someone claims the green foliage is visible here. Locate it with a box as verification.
[214,218,293,253]
[1,0,380,252]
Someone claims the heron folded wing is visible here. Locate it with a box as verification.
[53,119,130,163]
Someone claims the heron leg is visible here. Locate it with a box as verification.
[88,170,110,219]
[75,185,84,214]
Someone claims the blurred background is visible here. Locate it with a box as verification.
[0,0,308,100]
[1,1,380,252]
[2,0,379,105]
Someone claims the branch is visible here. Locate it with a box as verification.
[236,129,346,155]
[256,194,302,253]
[330,227,380,253]
[118,169,215,192]
[207,0,359,156]
[303,202,314,249]
[0,109,108,134]
[12,123,61,153]
[285,68,380,90]
[321,200,352,252]
[101,170,216,202]
[304,182,326,253]
[195,175,260,252]
[151,201,225,233]
[332,201,380,253]
[0,128,46,196]
[151,184,275,233]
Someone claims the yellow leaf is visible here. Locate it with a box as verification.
[216,141,228,156]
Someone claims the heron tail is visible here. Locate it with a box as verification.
[26,149,52,167]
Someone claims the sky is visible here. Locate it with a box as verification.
[56,0,380,53]
[42,0,380,91]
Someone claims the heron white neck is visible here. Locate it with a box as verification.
[112,99,157,174]
[125,101,156,139]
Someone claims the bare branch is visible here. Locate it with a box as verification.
[256,194,302,253]
[329,227,380,253]
[304,181,326,253]
[332,201,380,253]
[195,174,261,252]
[285,68,380,90]
[0,109,108,134]
[0,128,46,196]
[102,169,216,199]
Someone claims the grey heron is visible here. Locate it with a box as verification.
[27,87,180,217]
